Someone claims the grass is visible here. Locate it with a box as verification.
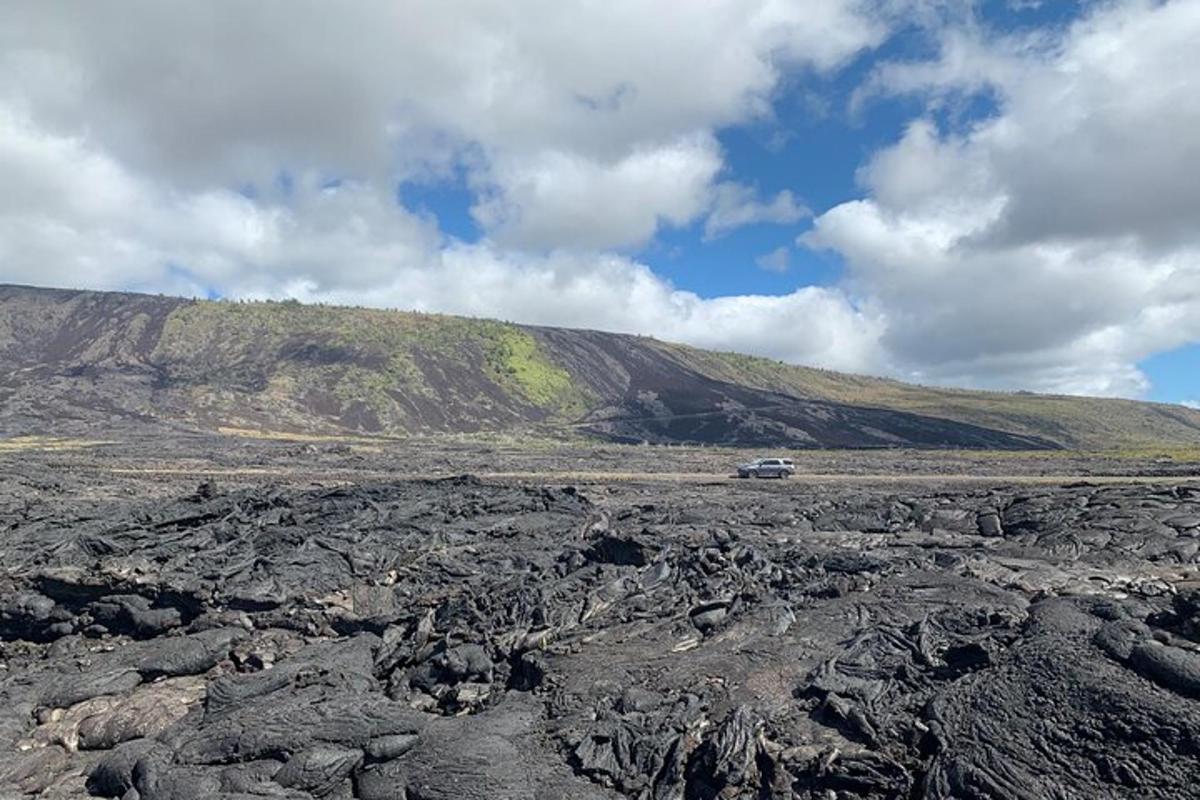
[215,426,399,444]
[1089,446,1200,461]
[0,436,113,452]
[479,325,590,415]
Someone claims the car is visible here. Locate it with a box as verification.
[736,457,794,479]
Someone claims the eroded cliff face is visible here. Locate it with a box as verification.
[3,461,1200,799]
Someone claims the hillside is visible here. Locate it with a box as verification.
[1,284,1198,450]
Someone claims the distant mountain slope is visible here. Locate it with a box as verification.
[2,284,1198,450]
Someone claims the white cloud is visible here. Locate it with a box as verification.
[1183,400,1199,410]
[805,0,1200,396]
[0,0,883,252]
[704,183,810,240]
[472,135,721,251]
[756,246,791,274]
[0,109,441,297]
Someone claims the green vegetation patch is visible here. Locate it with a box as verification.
[481,324,587,414]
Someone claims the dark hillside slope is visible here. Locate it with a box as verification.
[535,329,1053,449]
[662,343,1200,453]
[2,284,1198,449]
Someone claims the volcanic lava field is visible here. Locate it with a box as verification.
[3,437,1200,799]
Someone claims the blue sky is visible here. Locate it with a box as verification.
[0,0,1196,404]
[401,0,1086,299]
[1144,345,1200,406]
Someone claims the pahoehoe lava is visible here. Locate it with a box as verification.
[4,469,1200,799]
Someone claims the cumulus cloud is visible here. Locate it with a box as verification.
[704,183,810,240]
[1184,401,1200,410]
[756,247,791,274]
[0,109,441,297]
[0,0,882,251]
[805,0,1200,395]
[473,135,722,251]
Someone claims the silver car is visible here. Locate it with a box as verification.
[736,457,795,479]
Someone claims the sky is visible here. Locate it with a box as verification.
[0,0,1196,405]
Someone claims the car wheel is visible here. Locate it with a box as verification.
[750,470,759,479]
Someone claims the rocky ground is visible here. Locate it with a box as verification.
[3,437,1200,799]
